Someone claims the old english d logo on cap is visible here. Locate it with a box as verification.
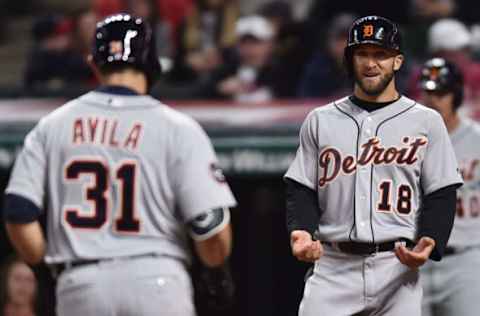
[363,24,374,37]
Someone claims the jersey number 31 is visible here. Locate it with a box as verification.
[63,159,140,233]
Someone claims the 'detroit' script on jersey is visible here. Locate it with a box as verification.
[285,96,463,243]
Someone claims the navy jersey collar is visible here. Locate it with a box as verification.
[349,95,401,112]
[95,85,140,96]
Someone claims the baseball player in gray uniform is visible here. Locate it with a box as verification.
[285,16,463,316]
[420,58,480,316]
[3,14,236,316]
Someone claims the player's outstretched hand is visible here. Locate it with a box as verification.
[394,236,436,269]
[290,230,323,263]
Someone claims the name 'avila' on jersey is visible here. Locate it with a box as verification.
[71,117,143,151]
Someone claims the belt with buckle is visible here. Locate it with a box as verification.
[323,239,415,255]
[51,253,157,277]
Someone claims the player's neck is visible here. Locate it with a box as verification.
[103,71,148,95]
[445,113,461,133]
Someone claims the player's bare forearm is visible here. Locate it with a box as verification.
[6,221,46,265]
[394,236,435,269]
[290,230,323,263]
[194,224,232,267]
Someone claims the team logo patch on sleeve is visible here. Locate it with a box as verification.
[188,208,227,239]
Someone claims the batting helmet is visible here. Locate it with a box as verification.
[420,57,464,110]
[344,16,402,75]
[91,13,161,85]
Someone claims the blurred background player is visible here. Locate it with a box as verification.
[3,13,236,316]
[407,18,480,106]
[420,57,480,316]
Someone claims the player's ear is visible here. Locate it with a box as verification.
[393,54,404,71]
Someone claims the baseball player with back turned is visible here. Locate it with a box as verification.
[285,16,463,316]
[3,13,236,316]
[420,57,480,316]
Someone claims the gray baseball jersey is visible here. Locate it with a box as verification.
[285,96,463,243]
[421,118,480,316]
[448,118,480,247]
[6,91,237,265]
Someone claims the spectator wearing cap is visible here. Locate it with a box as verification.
[204,15,279,102]
[297,13,356,99]
[428,18,471,55]
[407,18,480,108]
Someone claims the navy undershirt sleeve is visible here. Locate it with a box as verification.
[3,193,42,223]
[285,178,321,237]
[418,184,459,261]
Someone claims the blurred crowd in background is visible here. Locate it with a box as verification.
[2,1,480,316]
[0,0,480,109]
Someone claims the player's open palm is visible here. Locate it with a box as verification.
[290,230,323,263]
[395,236,436,269]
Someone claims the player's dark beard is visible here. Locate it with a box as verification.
[354,68,395,96]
